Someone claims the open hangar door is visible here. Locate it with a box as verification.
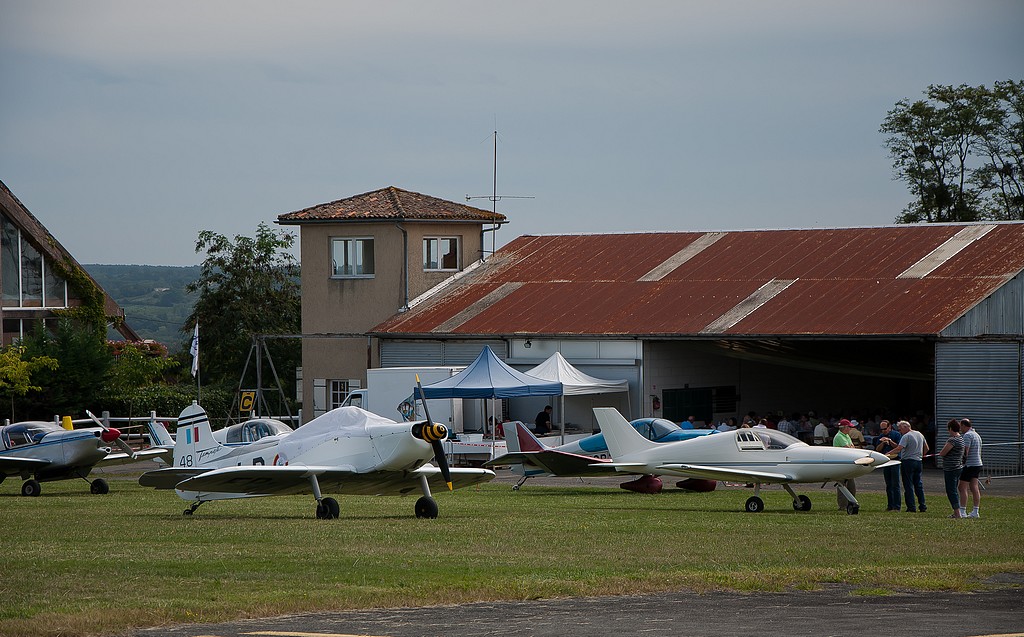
[644,339,934,425]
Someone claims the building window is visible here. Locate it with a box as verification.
[1,213,69,309]
[423,237,460,271]
[330,379,354,409]
[331,238,374,277]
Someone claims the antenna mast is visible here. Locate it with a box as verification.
[466,130,533,261]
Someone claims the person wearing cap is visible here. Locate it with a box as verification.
[832,419,858,510]
[847,422,867,448]
[957,417,983,518]
[874,420,902,511]
[890,420,929,513]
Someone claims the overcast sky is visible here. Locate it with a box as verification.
[1,1,1021,266]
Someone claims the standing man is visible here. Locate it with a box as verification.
[958,418,984,519]
[875,419,902,511]
[891,420,928,513]
[833,419,857,510]
[534,406,553,436]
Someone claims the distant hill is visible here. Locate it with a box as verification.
[85,264,200,351]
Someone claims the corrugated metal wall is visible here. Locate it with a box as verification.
[942,273,1024,337]
[935,342,1023,476]
[380,340,508,367]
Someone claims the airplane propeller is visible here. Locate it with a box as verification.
[415,374,453,491]
[85,410,135,457]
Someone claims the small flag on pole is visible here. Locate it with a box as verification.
[189,323,199,378]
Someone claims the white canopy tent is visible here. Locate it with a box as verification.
[525,352,631,441]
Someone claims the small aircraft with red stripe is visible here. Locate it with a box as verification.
[139,402,494,518]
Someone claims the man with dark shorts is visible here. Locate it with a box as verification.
[958,418,983,519]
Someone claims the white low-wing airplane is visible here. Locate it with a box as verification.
[0,413,171,496]
[139,403,495,518]
[593,407,897,514]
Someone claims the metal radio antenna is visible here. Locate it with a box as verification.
[466,130,533,261]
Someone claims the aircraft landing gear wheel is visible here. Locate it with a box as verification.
[744,496,764,513]
[415,496,439,519]
[90,478,109,495]
[795,495,812,511]
[22,479,41,497]
[846,503,860,515]
[316,497,340,519]
[511,483,521,491]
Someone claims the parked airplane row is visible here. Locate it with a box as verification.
[3,399,897,517]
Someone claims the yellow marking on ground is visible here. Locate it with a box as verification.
[243,632,390,637]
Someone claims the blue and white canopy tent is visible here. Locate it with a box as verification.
[417,346,562,443]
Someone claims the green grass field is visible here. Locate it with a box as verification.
[1,478,1022,637]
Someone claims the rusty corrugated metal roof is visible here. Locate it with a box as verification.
[373,223,1024,338]
[278,186,507,225]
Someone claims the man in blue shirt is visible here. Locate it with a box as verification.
[874,419,902,511]
[891,420,929,513]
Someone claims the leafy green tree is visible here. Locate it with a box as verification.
[103,342,180,418]
[0,345,58,420]
[881,81,1023,223]
[183,223,301,410]
[19,319,113,419]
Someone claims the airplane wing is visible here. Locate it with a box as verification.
[0,456,52,473]
[138,467,210,489]
[655,463,792,482]
[167,464,494,497]
[98,447,174,467]
[485,449,614,477]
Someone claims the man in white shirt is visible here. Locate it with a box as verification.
[813,420,829,445]
[958,417,984,518]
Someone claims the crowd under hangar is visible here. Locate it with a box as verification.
[278,188,1024,475]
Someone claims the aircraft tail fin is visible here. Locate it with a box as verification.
[173,403,221,467]
[506,422,548,453]
[146,419,175,448]
[593,407,658,459]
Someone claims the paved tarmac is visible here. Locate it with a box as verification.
[130,584,1024,637]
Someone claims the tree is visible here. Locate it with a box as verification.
[881,81,1024,223]
[18,319,112,419]
[103,341,180,418]
[0,345,58,420]
[183,223,301,403]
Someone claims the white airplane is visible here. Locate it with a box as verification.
[139,403,495,518]
[486,420,716,494]
[593,407,896,514]
[0,413,170,496]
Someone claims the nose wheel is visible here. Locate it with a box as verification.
[744,496,764,513]
[415,496,439,519]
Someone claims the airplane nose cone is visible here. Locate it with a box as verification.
[100,427,121,443]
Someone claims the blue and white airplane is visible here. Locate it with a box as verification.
[140,403,494,519]
[485,418,717,493]
[0,414,170,496]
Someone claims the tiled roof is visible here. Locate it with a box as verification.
[277,186,507,224]
[372,223,1024,338]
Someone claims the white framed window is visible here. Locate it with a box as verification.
[1,212,68,309]
[331,237,374,277]
[329,379,360,409]
[423,237,460,271]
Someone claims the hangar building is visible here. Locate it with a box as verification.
[371,224,1024,475]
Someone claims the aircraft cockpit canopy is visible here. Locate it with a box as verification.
[3,422,63,448]
[631,418,681,442]
[736,428,804,451]
[224,419,293,444]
